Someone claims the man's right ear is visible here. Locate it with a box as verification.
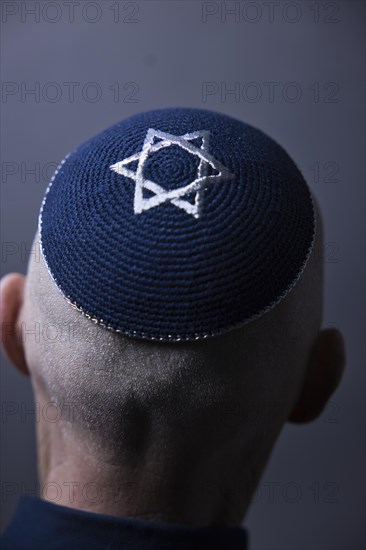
[0,273,29,375]
[288,328,345,423]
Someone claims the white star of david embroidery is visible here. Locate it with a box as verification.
[110,128,235,218]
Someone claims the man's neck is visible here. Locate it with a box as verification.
[38,418,251,527]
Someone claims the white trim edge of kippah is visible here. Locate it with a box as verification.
[38,152,317,343]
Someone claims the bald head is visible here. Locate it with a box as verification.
[0,108,346,525]
[18,190,320,444]
[1,195,346,525]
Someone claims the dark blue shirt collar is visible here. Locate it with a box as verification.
[2,496,248,549]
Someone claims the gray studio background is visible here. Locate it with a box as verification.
[1,1,365,549]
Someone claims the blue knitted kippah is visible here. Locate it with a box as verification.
[39,108,315,342]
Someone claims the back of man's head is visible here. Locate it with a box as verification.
[1,108,345,525]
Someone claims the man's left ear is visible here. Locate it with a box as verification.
[0,273,29,375]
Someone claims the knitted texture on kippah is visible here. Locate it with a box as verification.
[39,108,315,342]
